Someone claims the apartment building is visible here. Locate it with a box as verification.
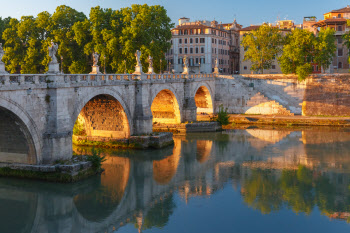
[166,18,241,74]
[312,6,350,73]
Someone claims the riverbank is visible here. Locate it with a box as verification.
[0,156,98,183]
[73,132,174,149]
[197,114,350,127]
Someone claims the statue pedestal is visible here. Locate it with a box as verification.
[47,62,60,74]
[90,65,102,74]
[182,66,189,75]
[147,67,155,74]
[133,65,143,75]
[0,62,8,74]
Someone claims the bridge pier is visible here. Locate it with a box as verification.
[134,81,153,135]
[182,81,197,122]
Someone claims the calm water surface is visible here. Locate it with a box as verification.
[2,127,350,233]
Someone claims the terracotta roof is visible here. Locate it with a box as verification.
[330,6,350,13]
[313,18,347,27]
[173,24,228,32]
[239,25,261,31]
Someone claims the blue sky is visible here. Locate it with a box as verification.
[0,0,349,27]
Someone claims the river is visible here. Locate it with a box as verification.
[1,126,350,233]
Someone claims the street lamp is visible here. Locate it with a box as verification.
[104,55,106,74]
[160,59,162,74]
[60,56,63,74]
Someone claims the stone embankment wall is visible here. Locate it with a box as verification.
[216,74,350,116]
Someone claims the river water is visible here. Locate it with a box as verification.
[1,127,350,233]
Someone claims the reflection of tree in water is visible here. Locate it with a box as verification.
[241,166,350,221]
[135,194,176,230]
[241,169,283,214]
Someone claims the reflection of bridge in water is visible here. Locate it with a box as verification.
[2,128,350,232]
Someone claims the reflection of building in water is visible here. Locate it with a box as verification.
[153,138,181,184]
[196,140,213,163]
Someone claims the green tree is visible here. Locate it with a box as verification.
[118,4,173,73]
[241,24,282,74]
[314,27,336,73]
[2,18,23,73]
[278,28,315,80]
[0,16,12,44]
[342,20,350,67]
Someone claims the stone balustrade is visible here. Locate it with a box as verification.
[0,73,216,90]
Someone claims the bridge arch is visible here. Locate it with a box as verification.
[150,87,182,124]
[193,83,214,115]
[72,89,133,138]
[0,97,41,164]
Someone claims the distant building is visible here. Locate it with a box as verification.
[312,6,350,73]
[166,18,242,74]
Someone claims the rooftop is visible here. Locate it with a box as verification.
[329,5,350,13]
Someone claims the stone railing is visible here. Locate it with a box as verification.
[0,73,216,89]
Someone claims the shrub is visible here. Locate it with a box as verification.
[216,104,229,125]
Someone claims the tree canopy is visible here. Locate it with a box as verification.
[278,28,335,80]
[241,24,282,74]
[0,4,173,74]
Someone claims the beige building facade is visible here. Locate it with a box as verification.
[166,18,241,74]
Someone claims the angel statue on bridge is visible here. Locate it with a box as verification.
[92,52,100,66]
[183,56,189,68]
[0,43,4,62]
[148,55,153,68]
[48,40,58,63]
[135,50,141,66]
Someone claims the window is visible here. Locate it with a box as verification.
[215,48,216,54]
[338,37,343,44]
[338,14,342,18]
[201,47,204,53]
[196,47,199,53]
[316,65,319,71]
[170,49,173,55]
[171,40,173,45]
[244,66,247,70]
[201,58,205,64]
[195,38,199,43]
[179,39,182,44]
[179,48,182,54]
[185,39,187,44]
[190,38,193,43]
[338,25,343,31]
[338,48,343,57]
[190,29,193,35]
[338,62,343,68]
[212,38,214,43]
[178,58,182,64]
[215,39,217,44]
[190,48,193,53]
[196,58,199,64]
[184,48,188,54]
[272,65,276,69]
[184,30,188,35]
[200,38,205,43]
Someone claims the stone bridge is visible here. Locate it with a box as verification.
[0,73,216,164]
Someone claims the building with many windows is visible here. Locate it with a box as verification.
[313,6,350,73]
[166,18,241,74]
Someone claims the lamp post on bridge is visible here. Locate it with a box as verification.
[60,56,63,74]
[160,59,162,74]
[104,55,106,74]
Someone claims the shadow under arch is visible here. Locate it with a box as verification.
[0,105,37,164]
[153,138,182,185]
[151,89,181,124]
[194,85,214,115]
[73,155,132,223]
[72,88,133,136]
[73,94,131,139]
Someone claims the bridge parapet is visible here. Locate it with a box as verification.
[0,73,216,91]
